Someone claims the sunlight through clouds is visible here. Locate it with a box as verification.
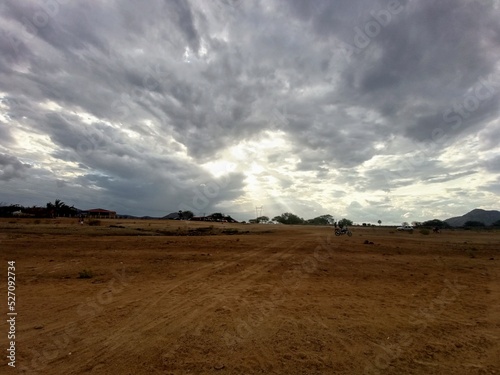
[0,0,499,222]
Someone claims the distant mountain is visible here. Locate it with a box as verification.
[444,209,500,227]
[117,214,138,219]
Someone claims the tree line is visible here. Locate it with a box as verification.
[251,215,500,228]
[249,213,354,226]
[0,199,78,218]
[3,201,499,228]
[411,219,500,229]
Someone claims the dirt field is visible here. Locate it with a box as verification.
[1,218,499,375]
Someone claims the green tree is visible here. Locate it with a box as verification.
[61,204,77,217]
[421,219,450,229]
[378,220,382,226]
[54,199,65,214]
[463,220,485,228]
[307,214,334,225]
[256,216,269,223]
[47,199,72,217]
[272,212,304,225]
[338,218,353,227]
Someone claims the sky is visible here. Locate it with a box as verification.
[1,0,500,224]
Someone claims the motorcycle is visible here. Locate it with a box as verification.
[335,228,352,237]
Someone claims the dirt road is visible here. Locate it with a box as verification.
[1,219,499,374]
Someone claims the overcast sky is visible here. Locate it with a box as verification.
[1,0,499,223]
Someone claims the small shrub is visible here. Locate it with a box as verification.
[419,229,430,235]
[466,249,476,259]
[88,219,101,226]
[78,269,93,279]
[222,228,239,235]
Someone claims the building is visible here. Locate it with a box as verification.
[82,208,117,219]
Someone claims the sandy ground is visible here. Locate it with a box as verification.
[1,218,499,374]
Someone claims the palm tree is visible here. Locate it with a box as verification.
[54,199,65,217]
[47,199,69,217]
[46,202,55,217]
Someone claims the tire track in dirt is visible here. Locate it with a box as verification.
[62,238,308,373]
[141,244,297,334]
[484,264,500,370]
[15,234,335,374]
[120,239,298,332]
[8,222,500,374]
[15,245,239,373]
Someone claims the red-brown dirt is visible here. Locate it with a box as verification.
[1,218,499,374]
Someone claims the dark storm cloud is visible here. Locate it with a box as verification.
[478,121,500,150]
[0,153,31,181]
[483,155,500,172]
[422,170,478,184]
[358,158,480,192]
[248,0,500,171]
[339,0,500,143]
[170,0,201,53]
[38,108,247,213]
[0,0,499,217]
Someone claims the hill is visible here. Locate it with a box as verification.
[444,208,500,227]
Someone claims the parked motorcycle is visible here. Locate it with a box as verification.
[335,228,352,237]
